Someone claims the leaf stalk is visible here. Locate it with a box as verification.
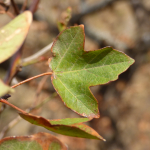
[11,72,53,88]
[0,99,26,114]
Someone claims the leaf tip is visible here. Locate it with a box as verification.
[24,10,33,25]
[79,24,84,30]
[97,134,106,141]
[96,113,100,118]
[86,113,100,119]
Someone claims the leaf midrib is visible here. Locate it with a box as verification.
[55,60,129,74]
[54,29,80,71]
[57,77,96,116]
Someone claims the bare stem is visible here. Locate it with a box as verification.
[31,69,50,107]
[0,92,57,139]
[11,0,20,15]
[0,99,26,114]
[11,72,53,88]
[22,42,53,63]
[29,0,40,13]
[21,0,28,12]
[31,92,57,111]
[0,5,15,18]
[22,56,48,67]
[0,116,21,139]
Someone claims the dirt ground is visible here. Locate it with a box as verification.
[1,0,150,150]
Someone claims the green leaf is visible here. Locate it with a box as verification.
[0,80,13,97]
[50,117,91,125]
[0,11,32,64]
[0,132,67,150]
[49,25,134,118]
[19,113,105,141]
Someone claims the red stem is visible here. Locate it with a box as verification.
[0,72,52,114]
[0,99,26,114]
[11,72,52,88]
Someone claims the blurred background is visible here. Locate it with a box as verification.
[0,0,150,150]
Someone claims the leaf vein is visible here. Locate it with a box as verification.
[57,77,95,114]
[54,29,80,71]
[56,61,128,74]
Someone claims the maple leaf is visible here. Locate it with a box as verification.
[49,25,134,118]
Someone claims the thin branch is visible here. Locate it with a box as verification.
[0,92,57,139]
[11,72,53,88]
[0,1,10,11]
[4,48,22,85]
[29,0,40,13]
[22,42,53,63]
[0,4,15,18]
[31,71,50,107]
[21,0,28,12]
[0,99,27,114]
[30,92,57,111]
[22,56,48,67]
[36,75,49,96]
[0,116,21,139]
[10,0,20,15]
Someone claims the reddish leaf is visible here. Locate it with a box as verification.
[0,132,67,150]
[19,113,105,141]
